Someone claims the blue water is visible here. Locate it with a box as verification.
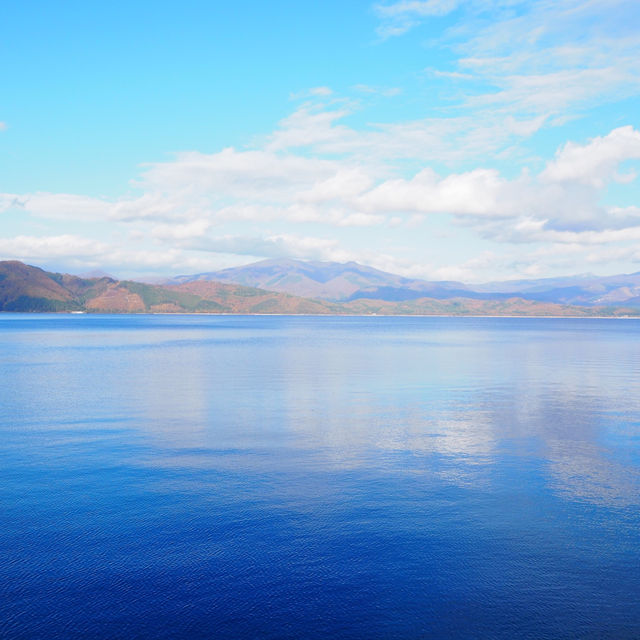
[1,314,639,639]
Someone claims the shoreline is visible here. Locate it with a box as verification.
[3,311,639,319]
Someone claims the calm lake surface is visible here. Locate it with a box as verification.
[1,314,639,639]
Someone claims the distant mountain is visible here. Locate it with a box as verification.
[79,268,117,280]
[472,272,640,307]
[1,261,638,317]
[170,258,640,308]
[170,258,485,302]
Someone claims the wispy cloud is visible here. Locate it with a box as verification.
[377,0,640,129]
[352,84,402,96]
[266,102,547,165]
[374,0,461,37]
[290,86,334,100]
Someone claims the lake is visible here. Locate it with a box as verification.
[1,314,639,639]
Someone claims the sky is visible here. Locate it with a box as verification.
[2,0,640,282]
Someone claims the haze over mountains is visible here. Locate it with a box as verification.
[2,259,640,316]
[171,258,640,308]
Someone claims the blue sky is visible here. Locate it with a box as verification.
[2,0,640,281]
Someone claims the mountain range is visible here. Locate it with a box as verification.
[0,261,338,314]
[171,258,640,308]
[1,259,639,316]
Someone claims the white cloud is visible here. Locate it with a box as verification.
[375,0,460,37]
[299,168,374,203]
[4,3,640,283]
[187,233,354,263]
[266,102,551,165]
[122,124,640,236]
[502,224,640,247]
[541,126,640,187]
[1,192,111,220]
[111,192,207,222]
[356,166,589,229]
[4,108,640,281]
[308,86,333,96]
[373,0,640,154]
[352,84,402,96]
[0,234,107,260]
[4,146,385,230]
[290,86,334,99]
[464,65,640,117]
[426,68,473,80]
[356,167,511,217]
[349,125,640,236]
[135,149,386,228]
[139,148,336,196]
[0,233,245,276]
[266,105,360,153]
[463,4,640,115]
[151,219,212,242]
[376,0,459,17]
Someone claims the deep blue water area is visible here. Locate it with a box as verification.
[1,314,639,639]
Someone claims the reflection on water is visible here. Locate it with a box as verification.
[1,314,639,639]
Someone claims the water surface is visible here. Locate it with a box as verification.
[1,315,639,638]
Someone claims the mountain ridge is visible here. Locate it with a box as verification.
[168,258,640,308]
[0,261,341,314]
[170,258,477,302]
[1,260,638,317]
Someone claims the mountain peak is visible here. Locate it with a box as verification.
[166,259,640,307]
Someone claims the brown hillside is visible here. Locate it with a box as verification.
[0,261,74,302]
[172,281,339,314]
[85,284,147,312]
